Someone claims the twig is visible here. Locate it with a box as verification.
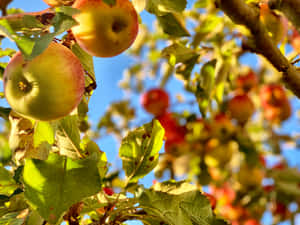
[216,0,300,99]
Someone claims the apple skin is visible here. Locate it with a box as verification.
[236,70,258,93]
[260,84,291,122]
[43,0,74,7]
[71,0,139,57]
[3,42,85,121]
[227,94,255,125]
[141,88,169,116]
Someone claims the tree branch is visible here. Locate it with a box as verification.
[269,0,300,33]
[216,0,300,99]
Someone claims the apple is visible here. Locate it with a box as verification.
[236,70,258,93]
[211,113,235,140]
[227,94,255,125]
[237,164,264,188]
[71,0,139,57]
[3,42,85,121]
[291,29,300,53]
[43,0,74,7]
[244,219,260,225]
[260,84,291,122]
[141,88,169,116]
[260,3,287,44]
[156,112,187,153]
[103,187,114,196]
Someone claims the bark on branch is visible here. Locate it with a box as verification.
[216,0,300,99]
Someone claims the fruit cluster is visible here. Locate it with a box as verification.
[4,0,139,121]
[140,68,292,224]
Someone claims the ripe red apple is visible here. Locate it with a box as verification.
[71,0,139,57]
[244,219,260,225]
[43,0,74,7]
[236,70,258,93]
[227,94,255,125]
[141,88,169,116]
[3,42,85,121]
[260,84,291,122]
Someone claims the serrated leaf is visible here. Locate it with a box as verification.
[139,182,214,225]
[0,212,25,225]
[56,115,83,159]
[119,120,164,183]
[0,167,19,196]
[157,13,190,37]
[23,153,102,224]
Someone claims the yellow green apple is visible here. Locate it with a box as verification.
[71,0,139,57]
[3,42,85,121]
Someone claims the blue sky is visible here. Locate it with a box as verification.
[1,1,300,225]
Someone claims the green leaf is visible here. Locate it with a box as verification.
[71,43,95,81]
[23,153,102,224]
[162,43,199,64]
[31,121,55,160]
[0,167,19,196]
[56,115,83,159]
[157,13,190,37]
[0,212,25,225]
[200,59,216,96]
[0,19,35,57]
[0,135,12,165]
[138,181,214,225]
[119,120,164,183]
[0,10,77,60]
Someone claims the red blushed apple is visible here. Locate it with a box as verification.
[260,84,291,122]
[43,0,74,7]
[3,42,85,121]
[290,29,300,53]
[141,88,170,116]
[227,94,255,125]
[260,84,288,107]
[236,70,258,93]
[71,0,139,57]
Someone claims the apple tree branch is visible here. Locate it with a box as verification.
[216,0,300,99]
